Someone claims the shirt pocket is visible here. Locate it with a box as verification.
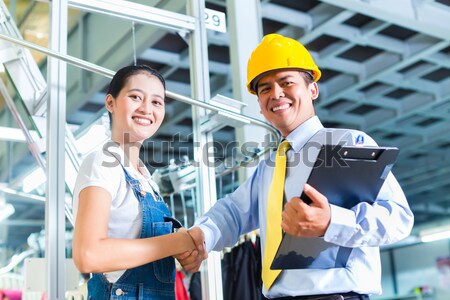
[152,221,175,283]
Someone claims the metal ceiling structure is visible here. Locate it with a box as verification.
[1,0,450,264]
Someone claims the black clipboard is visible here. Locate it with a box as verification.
[270,144,399,270]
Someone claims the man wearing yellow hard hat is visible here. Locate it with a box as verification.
[179,34,413,300]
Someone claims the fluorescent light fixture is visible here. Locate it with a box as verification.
[0,126,40,142]
[23,168,46,193]
[0,203,15,222]
[419,224,450,243]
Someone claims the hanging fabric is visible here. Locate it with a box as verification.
[222,237,262,300]
[175,270,190,300]
[189,237,262,300]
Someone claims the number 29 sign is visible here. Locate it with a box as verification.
[204,8,226,33]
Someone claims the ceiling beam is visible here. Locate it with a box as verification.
[319,0,450,41]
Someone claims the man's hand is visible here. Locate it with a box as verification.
[281,184,331,237]
[174,227,207,273]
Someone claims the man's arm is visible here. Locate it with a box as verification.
[282,130,414,247]
[282,173,414,247]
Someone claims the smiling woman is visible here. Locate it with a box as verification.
[105,66,166,148]
[72,65,196,300]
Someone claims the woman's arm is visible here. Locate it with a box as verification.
[72,186,195,274]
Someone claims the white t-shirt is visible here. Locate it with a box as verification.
[72,141,161,282]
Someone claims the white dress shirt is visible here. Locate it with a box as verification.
[195,116,414,298]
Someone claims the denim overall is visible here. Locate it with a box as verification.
[88,165,176,300]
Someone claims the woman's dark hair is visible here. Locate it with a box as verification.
[107,64,166,97]
[107,65,165,127]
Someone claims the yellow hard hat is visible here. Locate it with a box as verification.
[246,34,321,94]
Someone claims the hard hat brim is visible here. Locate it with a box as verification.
[249,68,317,94]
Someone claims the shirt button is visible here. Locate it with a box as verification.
[115,288,124,296]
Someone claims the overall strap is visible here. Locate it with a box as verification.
[103,148,141,191]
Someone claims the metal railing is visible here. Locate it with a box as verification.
[0,32,280,144]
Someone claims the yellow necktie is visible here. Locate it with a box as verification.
[262,140,291,290]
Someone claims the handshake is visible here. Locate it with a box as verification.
[174,227,207,273]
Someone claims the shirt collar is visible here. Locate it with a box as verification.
[284,116,324,153]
